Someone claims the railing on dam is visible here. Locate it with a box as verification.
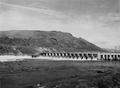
[32,52,120,61]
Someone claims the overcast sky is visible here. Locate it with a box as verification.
[0,0,120,49]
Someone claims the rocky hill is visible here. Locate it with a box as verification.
[0,30,104,55]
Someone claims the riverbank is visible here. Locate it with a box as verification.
[0,59,120,88]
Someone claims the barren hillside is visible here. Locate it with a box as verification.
[0,30,104,55]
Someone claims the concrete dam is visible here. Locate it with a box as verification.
[32,52,120,61]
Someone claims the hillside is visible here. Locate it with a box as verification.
[0,30,104,55]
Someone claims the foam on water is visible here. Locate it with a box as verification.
[0,55,31,62]
[34,56,97,61]
[0,55,97,62]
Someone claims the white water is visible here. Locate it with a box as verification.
[34,56,98,61]
[0,55,31,62]
[0,55,98,62]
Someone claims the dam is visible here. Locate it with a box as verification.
[0,52,120,62]
[32,52,120,61]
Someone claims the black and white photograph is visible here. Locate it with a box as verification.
[0,0,120,88]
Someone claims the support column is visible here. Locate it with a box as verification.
[79,53,83,60]
[84,54,88,60]
[109,54,111,60]
[115,55,118,61]
[100,55,103,60]
[104,55,107,60]
[64,53,66,57]
[66,53,68,57]
[111,55,114,60]
[118,55,120,60]
[93,54,98,60]
[47,53,50,56]
[46,53,48,56]
[71,53,75,59]
[62,53,64,57]
[91,54,93,60]
[53,53,55,57]
[76,53,79,59]
[51,53,54,57]
[97,53,101,60]
[108,55,110,60]
[56,53,59,57]
[68,53,72,58]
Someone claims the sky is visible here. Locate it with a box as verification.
[0,0,120,49]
